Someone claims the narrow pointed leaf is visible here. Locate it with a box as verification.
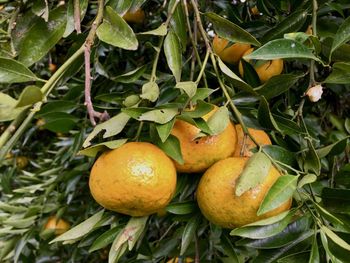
[82,113,130,148]
[206,12,260,46]
[257,174,298,215]
[164,30,182,82]
[244,39,322,63]
[331,16,350,55]
[0,58,39,83]
[235,152,271,196]
[97,6,138,50]
[50,210,104,243]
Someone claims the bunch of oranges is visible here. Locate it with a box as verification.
[89,106,291,228]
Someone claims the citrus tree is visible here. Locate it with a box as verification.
[0,0,350,262]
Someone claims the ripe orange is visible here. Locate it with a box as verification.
[48,63,57,73]
[123,8,145,24]
[89,142,177,216]
[213,35,251,64]
[239,47,283,83]
[197,157,292,228]
[44,216,70,235]
[233,124,271,157]
[170,107,237,173]
[16,156,29,169]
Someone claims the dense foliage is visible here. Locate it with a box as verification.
[0,0,349,262]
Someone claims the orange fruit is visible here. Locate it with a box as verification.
[166,257,194,263]
[233,124,271,157]
[16,156,29,169]
[239,47,284,83]
[44,216,70,235]
[251,6,260,16]
[305,25,313,35]
[170,107,237,173]
[48,63,57,73]
[89,142,177,216]
[213,35,251,64]
[197,157,292,228]
[123,8,145,24]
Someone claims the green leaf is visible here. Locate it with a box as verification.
[96,6,138,50]
[0,93,26,122]
[309,233,320,263]
[298,174,317,188]
[0,58,39,83]
[206,106,230,135]
[273,114,304,136]
[262,10,308,43]
[168,0,187,51]
[78,139,128,157]
[114,216,148,252]
[15,86,43,107]
[236,216,311,249]
[257,174,298,215]
[164,30,182,82]
[89,227,122,253]
[139,23,167,36]
[82,112,130,148]
[230,210,295,238]
[175,81,197,98]
[255,74,302,99]
[41,112,79,133]
[50,210,104,243]
[321,226,350,251]
[191,88,216,103]
[324,62,350,84]
[180,100,214,118]
[245,210,291,227]
[112,65,147,83]
[217,57,257,94]
[304,139,321,176]
[166,201,196,215]
[314,202,348,229]
[321,188,350,215]
[138,108,178,124]
[155,134,184,164]
[331,16,350,55]
[180,215,200,255]
[205,12,260,46]
[258,96,282,133]
[244,39,322,63]
[262,145,297,166]
[140,81,159,102]
[36,100,77,116]
[316,137,349,158]
[16,6,67,66]
[235,152,272,196]
[3,215,37,228]
[156,119,175,143]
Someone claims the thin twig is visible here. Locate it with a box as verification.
[84,0,109,126]
[73,0,82,33]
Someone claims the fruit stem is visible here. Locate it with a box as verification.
[150,0,181,82]
[195,50,209,84]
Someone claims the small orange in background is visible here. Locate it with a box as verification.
[251,6,260,16]
[233,124,271,157]
[16,156,29,169]
[48,63,57,73]
[213,35,251,64]
[196,157,292,228]
[239,47,284,83]
[89,142,177,216]
[123,8,145,24]
[171,106,237,173]
[44,216,70,235]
